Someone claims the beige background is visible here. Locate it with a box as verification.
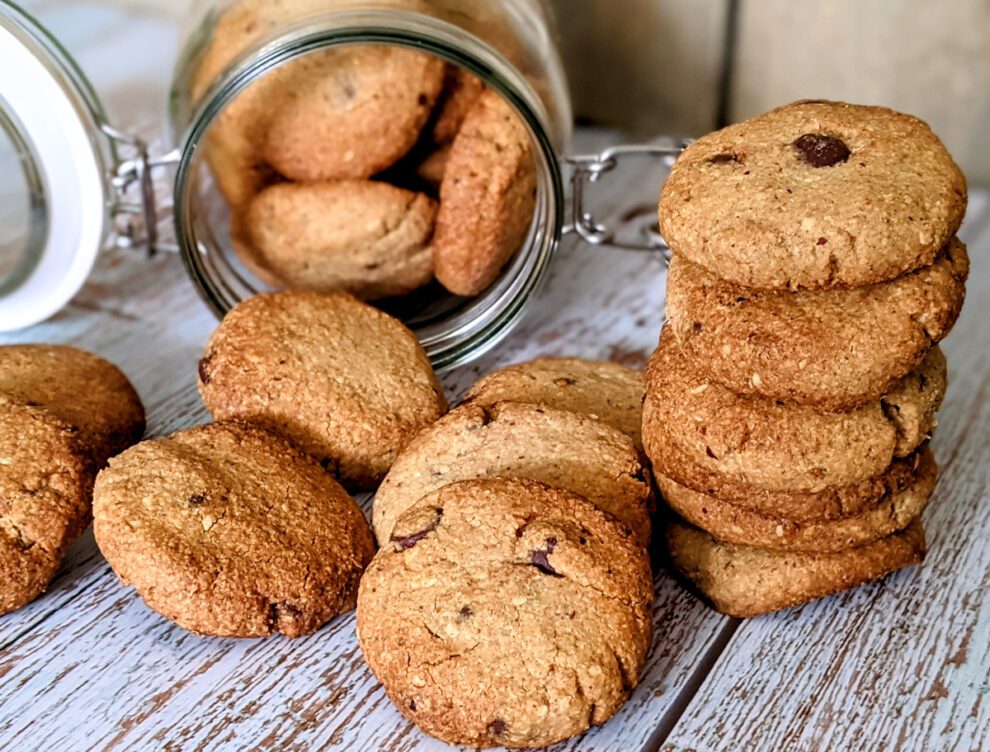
[113,0,990,181]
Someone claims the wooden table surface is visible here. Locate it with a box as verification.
[2,4,989,751]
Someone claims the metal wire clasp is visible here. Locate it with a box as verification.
[102,124,180,255]
[564,140,689,253]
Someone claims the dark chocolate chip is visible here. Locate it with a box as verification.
[531,536,562,577]
[692,321,703,334]
[709,153,740,164]
[488,719,507,737]
[188,493,207,507]
[705,446,718,460]
[457,605,473,622]
[391,509,443,550]
[817,237,829,246]
[409,700,417,711]
[417,93,429,106]
[198,354,214,385]
[793,133,850,168]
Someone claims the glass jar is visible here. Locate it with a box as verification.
[0,0,678,370]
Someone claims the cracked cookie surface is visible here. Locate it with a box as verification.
[463,358,645,449]
[659,100,967,290]
[0,344,145,470]
[358,478,654,749]
[0,401,91,615]
[93,421,375,638]
[666,238,968,410]
[235,180,437,300]
[198,290,448,490]
[372,401,653,546]
[643,332,945,494]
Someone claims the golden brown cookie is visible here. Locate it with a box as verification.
[659,100,967,291]
[431,89,537,296]
[372,401,653,546]
[463,357,645,449]
[431,65,485,145]
[666,238,968,410]
[93,422,375,638]
[642,332,945,495]
[358,478,654,748]
[666,518,926,618]
[659,445,936,553]
[0,401,91,615]
[236,180,437,300]
[0,344,145,469]
[198,291,447,490]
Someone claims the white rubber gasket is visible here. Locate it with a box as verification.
[0,22,105,332]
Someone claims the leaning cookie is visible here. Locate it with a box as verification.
[358,478,654,749]
[0,344,145,470]
[0,401,91,616]
[236,181,437,300]
[666,518,926,618]
[659,100,967,290]
[372,401,653,546]
[199,291,447,490]
[658,445,936,553]
[431,89,537,296]
[431,65,485,145]
[666,238,968,410]
[463,357,645,449]
[93,422,375,638]
[643,332,945,495]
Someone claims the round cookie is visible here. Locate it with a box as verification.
[263,44,444,182]
[659,100,968,290]
[93,422,375,638]
[431,65,485,145]
[666,518,926,618]
[372,401,653,546]
[0,344,145,469]
[237,180,437,300]
[358,478,654,748]
[642,333,945,495]
[0,401,91,616]
[659,445,936,553]
[431,89,538,296]
[198,291,448,490]
[666,238,968,410]
[464,357,645,448]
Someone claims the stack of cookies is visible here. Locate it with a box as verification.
[644,100,969,618]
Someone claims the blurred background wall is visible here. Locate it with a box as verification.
[120,0,990,182]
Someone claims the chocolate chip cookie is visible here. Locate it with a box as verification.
[358,478,654,748]
[642,332,945,494]
[431,89,538,296]
[659,445,936,553]
[236,180,437,300]
[463,357,645,449]
[660,100,967,290]
[0,400,91,615]
[198,291,447,490]
[93,421,375,638]
[666,518,926,618]
[372,401,653,546]
[0,344,145,470]
[430,64,485,145]
[666,238,968,409]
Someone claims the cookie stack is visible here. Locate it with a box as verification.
[359,358,656,748]
[645,100,969,618]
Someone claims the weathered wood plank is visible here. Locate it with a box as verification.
[660,193,990,752]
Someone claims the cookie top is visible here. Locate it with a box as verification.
[372,401,653,546]
[199,291,448,490]
[0,401,91,615]
[463,357,645,449]
[431,89,538,296]
[666,518,926,618]
[236,180,437,300]
[431,65,485,145]
[659,445,935,553]
[642,332,945,494]
[93,422,375,638]
[659,100,967,290]
[0,344,145,469]
[358,478,654,748]
[666,238,968,410]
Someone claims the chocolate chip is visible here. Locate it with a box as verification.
[709,153,740,164]
[457,605,473,622]
[692,321,703,334]
[817,237,829,246]
[488,719,507,737]
[531,537,562,577]
[705,446,718,460]
[793,133,850,167]
[188,494,207,507]
[198,353,214,385]
[409,700,417,711]
[391,509,443,550]
[417,93,429,106]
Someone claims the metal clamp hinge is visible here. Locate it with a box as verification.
[102,124,181,256]
[564,140,691,254]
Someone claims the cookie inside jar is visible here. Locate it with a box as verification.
[184,0,549,329]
